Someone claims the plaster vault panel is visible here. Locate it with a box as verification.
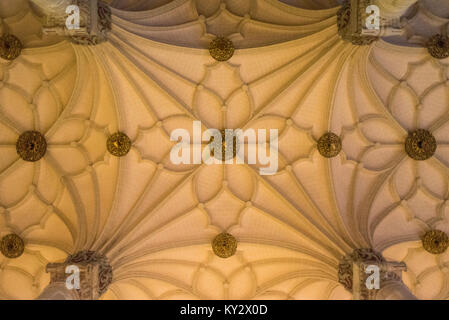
[0,0,448,300]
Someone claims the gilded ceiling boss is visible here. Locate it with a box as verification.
[1,0,449,302]
[169,121,279,175]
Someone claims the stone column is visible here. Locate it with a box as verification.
[37,283,80,300]
[338,248,417,300]
[376,280,417,300]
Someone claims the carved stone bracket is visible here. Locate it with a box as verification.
[338,0,379,45]
[337,0,407,45]
[338,248,409,300]
[43,251,113,300]
[34,0,111,45]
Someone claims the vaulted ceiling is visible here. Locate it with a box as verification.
[0,0,449,300]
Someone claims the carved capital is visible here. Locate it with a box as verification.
[36,0,111,45]
[338,0,379,45]
[43,251,112,300]
[338,248,409,300]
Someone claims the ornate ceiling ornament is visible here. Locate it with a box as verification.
[212,232,237,258]
[107,132,131,157]
[16,131,47,162]
[338,248,407,300]
[0,34,23,61]
[209,129,238,161]
[427,34,449,59]
[46,250,113,299]
[405,129,436,161]
[38,0,111,45]
[317,132,342,158]
[337,0,378,46]
[209,37,235,62]
[422,230,449,254]
[0,234,25,259]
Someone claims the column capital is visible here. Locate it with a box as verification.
[39,250,113,300]
[338,0,379,45]
[338,248,412,300]
[32,0,111,45]
[337,0,408,45]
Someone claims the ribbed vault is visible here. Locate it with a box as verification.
[0,0,448,300]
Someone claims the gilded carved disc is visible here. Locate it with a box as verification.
[16,131,47,162]
[0,234,24,259]
[427,35,449,59]
[0,34,22,61]
[422,230,449,254]
[317,132,342,158]
[405,129,436,161]
[107,132,131,157]
[209,129,238,161]
[209,37,235,62]
[212,233,237,258]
